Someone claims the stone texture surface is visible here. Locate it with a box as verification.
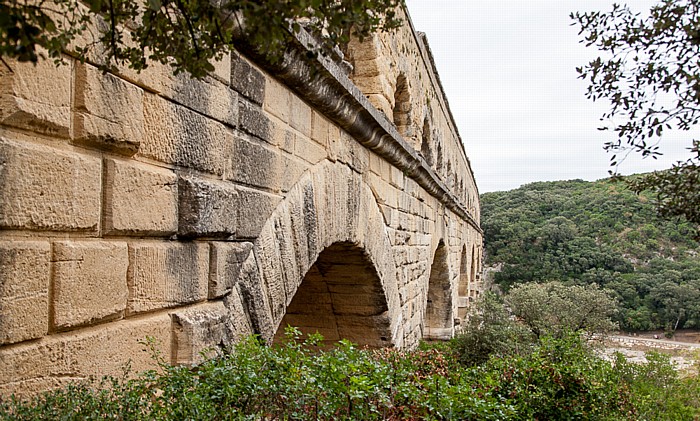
[141,93,233,176]
[0,55,71,137]
[52,241,129,329]
[230,53,265,105]
[0,313,172,399]
[127,242,208,314]
[209,242,253,298]
[0,138,101,232]
[0,241,50,345]
[228,136,280,190]
[238,100,272,143]
[104,159,178,235]
[178,176,238,237]
[172,301,235,365]
[73,63,144,155]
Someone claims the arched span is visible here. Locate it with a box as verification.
[273,241,392,348]
[229,161,404,347]
[424,240,453,340]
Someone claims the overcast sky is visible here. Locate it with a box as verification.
[404,1,692,193]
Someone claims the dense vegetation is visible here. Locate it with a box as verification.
[2,328,699,420]
[481,177,700,333]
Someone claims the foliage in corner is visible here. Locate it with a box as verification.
[0,0,404,78]
[572,0,700,231]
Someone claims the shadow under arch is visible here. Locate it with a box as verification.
[424,240,453,340]
[230,160,404,348]
[273,241,392,348]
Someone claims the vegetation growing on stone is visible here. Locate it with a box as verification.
[481,177,700,333]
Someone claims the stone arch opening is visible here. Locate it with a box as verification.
[393,74,411,137]
[424,240,452,340]
[273,241,392,348]
[456,245,470,323]
[420,117,433,166]
[470,245,479,298]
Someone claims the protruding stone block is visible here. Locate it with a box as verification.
[178,177,238,237]
[127,242,208,314]
[228,136,280,190]
[0,241,50,345]
[52,241,129,329]
[209,242,253,298]
[0,56,71,137]
[230,53,265,105]
[73,63,144,155]
[236,188,281,238]
[141,94,233,176]
[172,301,233,365]
[0,138,101,232]
[239,100,272,143]
[104,159,177,235]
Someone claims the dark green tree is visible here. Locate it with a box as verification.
[1,0,403,78]
[572,1,700,233]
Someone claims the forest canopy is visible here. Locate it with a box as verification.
[481,177,700,334]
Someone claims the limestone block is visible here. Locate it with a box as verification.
[73,63,144,155]
[236,187,281,238]
[127,242,208,314]
[228,136,281,190]
[281,156,308,192]
[238,100,272,143]
[178,176,238,237]
[0,56,71,137]
[289,96,312,138]
[0,138,101,231]
[172,301,233,365]
[230,52,265,105]
[294,133,327,165]
[0,241,50,345]
[264,78,290,121]
[210,52,232,86]
[0,313,171,399]
[104,159,177,235]
[310,112,330,147]
[273,126,295,153]
[158,73,237,128]
[328,132,368,174]
[141,94,233,176]
[223,284,255,340]
[233,252,275,341]
[52,241,128,329]
[209,242,253,298]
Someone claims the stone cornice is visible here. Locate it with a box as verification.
[234,29,482,234]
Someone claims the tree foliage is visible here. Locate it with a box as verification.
[0,0,403,78]
[504,281,619,339]
[481,177,700,332]
[572,0,700,230]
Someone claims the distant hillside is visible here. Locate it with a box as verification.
[481,177,700,333]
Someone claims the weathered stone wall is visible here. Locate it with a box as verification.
[0,7,482,397]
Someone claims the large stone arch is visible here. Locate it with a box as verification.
[228,160,404,347]
[424,239,453,340]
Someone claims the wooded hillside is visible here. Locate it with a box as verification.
[481,177,700,333]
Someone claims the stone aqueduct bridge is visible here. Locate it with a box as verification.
[0,8,482,395]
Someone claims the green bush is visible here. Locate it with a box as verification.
[1,329,698,420]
